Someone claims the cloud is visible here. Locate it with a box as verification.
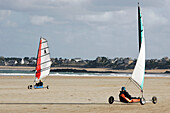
[30,15,69,25]
[0,0,170,59]
[75,10,128,24]
[6,20,17,27]
[0,0,90,12]
[0,10,11,21]
[30,16,55,25]
[76,11,113,22]
[144,9,168,27]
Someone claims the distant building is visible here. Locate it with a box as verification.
[21,58,24,64]
[51,58,55,63]
[24,60,29,65]
[29,60,36,65]
[96,57,102,63]
[0,60,5,66]
[74,58,82,62]
[14,60,18,64]
[128,60,133,65]
[161,57,169,64]
[109,59,116,64]
[124,57,133,64]
[7,60,17,66]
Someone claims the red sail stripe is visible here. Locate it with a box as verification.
[36,39,42,79]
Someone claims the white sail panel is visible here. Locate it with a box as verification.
[35,37,51,81]
[131,37,145,90]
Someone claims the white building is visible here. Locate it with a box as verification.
[21,58,24,64]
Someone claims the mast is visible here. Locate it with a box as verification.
[35,38,42,82]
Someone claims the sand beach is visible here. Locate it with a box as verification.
[0,76,169,113]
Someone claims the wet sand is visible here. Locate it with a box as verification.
[1,66,170,74]
[0,76,169,113]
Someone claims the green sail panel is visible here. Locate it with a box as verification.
[138,3,144,52]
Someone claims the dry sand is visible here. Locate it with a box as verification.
[0,76,169,113]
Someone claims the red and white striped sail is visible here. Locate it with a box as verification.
[35,37,51,82]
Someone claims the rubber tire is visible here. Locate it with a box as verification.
[47,85,49,89]
[108,96,114,104]
[30,85,32,89]
[140,97,146,105]
[152,96,157,104]
[28,85,30,89]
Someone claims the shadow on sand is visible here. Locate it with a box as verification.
[0,101,142,105]
[0,103,108,105]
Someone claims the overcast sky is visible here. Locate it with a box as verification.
[0,0,169,59]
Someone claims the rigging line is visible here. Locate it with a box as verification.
[125,78,129,86]
[130,78,143,97]
[125,78,131,87]
[33,69,37,84]
[129,77,142,91]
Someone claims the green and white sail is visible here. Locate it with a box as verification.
[131,3,145,92]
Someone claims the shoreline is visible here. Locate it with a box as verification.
[0,75,169,79]
[0,66,170,74]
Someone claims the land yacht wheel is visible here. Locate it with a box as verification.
[140,97,146,105]
[30,85,32,89]
[47,85,49,89]
[28,85,32,89]
[108,96,114,104]
[152,96,157,104]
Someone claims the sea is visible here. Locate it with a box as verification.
[0,69,170,77]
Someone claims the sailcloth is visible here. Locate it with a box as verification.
[35,37,51,82]
[131,4,145,91]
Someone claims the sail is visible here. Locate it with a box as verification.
[35,37,51,82]
[131,4,145,91]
